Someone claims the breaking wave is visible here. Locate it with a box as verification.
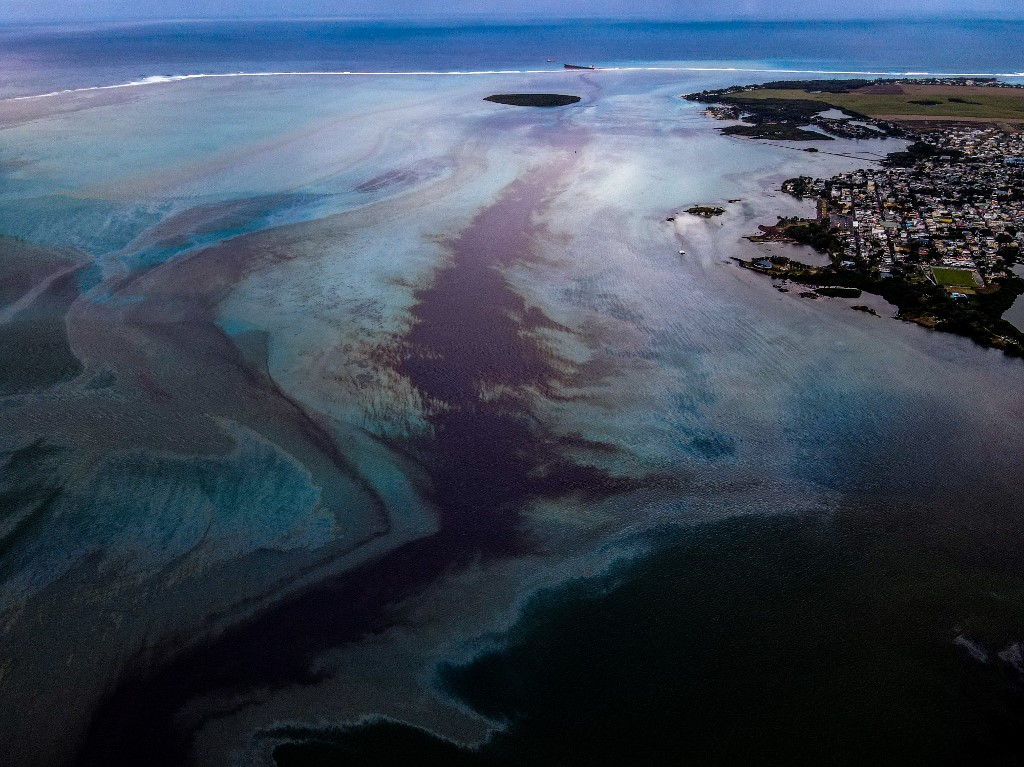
[5,66,1024,102]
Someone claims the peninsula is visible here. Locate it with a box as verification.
[689,79,1024,357]
[686,77,1024,142]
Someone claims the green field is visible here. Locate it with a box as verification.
[733,86,1024,120]
[932,267,978,287]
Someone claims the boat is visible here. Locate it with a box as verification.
[564,63,596,70]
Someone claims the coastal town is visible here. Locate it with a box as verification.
[688,78,1024,356]
[779,126,1024,287]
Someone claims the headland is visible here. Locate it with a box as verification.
[690,78,1024,357]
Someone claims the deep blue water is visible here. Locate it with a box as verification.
[1,18,1023,97]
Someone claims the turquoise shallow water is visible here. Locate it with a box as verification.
[0,21,1023,767]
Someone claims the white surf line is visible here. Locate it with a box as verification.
[5,66,1024,102]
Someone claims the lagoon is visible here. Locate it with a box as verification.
[1,20,1023,767]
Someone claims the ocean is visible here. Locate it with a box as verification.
[0,18,1023,767]
[1,18,1024,99]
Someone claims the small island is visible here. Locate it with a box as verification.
[484,94,581,107]
[686,206,726,217]
[852,305,880,316]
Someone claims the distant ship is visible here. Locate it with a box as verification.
[564,63,596,70]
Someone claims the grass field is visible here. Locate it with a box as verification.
[733,85,1024,121]
[932,267,979,286]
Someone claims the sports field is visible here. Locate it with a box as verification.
[931,267,979,286]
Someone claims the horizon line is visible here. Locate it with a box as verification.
[3,14,1024,26]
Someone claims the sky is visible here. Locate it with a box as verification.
[0,0,1018,21]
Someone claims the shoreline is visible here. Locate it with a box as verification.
[688,78,1024,357]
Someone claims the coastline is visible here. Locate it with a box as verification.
[687,78,1024,357]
